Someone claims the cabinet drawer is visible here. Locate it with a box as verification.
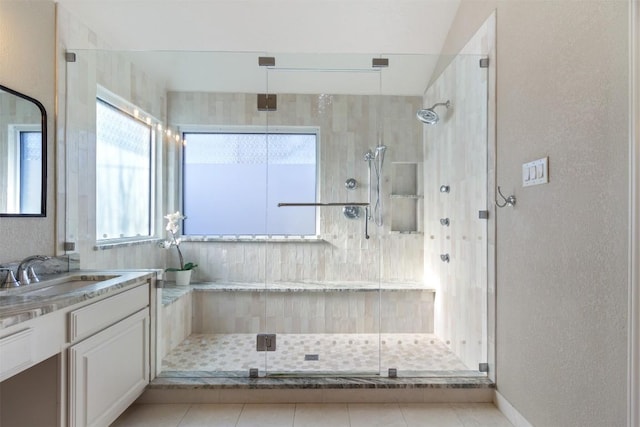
[69,283,149,343]
[0,328,34,382]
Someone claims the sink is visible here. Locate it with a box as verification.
[0,274,121,297]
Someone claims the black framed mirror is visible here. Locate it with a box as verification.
[0,84,47,217]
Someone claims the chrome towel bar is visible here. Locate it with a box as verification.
[277,202,370,207]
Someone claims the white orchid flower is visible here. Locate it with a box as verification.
[164,211,185,223]
[161,211,195,272]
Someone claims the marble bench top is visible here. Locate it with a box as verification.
[161,281,435,306]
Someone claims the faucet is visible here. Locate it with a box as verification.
[0,268,20,289]
[15,255,50,286]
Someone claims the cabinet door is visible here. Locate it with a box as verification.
[69,309,149,427]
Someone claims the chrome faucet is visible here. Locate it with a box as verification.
[15,255,49,286]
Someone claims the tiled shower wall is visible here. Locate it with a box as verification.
[56,5,169,269]
[169,92,425,284]
[423,21,493,370]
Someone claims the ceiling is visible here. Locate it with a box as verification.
[56,0,462,95]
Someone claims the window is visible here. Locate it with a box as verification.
[96,99,152,240]
[18,131,42,213]
[182,130,317,236]
[6,126,42,213]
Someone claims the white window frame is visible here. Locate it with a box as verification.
[95,88,158,244]
[179,125,321,240]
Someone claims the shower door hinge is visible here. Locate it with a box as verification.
[479,58,490,68]
[256,333,277,351]
[65,51,77,63]
[479,363,489,373]
[478,210,489,219]
[372,58,389,68]
[258,56,275,67]
[257,94,277,111]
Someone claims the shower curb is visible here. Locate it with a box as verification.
[138,376,495,404]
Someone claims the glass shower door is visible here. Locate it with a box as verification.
[263,55,383,375]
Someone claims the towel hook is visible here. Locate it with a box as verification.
[496,186,516,208]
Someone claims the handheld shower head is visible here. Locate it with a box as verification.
[416,100,451,125]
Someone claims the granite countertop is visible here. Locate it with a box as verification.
[0,270,157,330]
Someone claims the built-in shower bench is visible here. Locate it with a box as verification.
[161,280,435,306]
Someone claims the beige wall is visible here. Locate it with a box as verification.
[439,2,629,426]
[0,1,56,262]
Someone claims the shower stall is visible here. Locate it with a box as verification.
[159,52,490,379]
[62,47,491,379]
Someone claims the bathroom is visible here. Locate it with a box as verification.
[2,1,636,426]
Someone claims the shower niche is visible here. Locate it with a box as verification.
[390,162,423,233]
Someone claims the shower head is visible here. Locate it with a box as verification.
[416,100,451,125]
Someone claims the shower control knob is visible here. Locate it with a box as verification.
[440,218,450,227]
[439,185,450,193]
[440,254,450,263]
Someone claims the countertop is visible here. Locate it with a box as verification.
[0,270,157,330]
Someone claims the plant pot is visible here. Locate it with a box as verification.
[174,269,192,287]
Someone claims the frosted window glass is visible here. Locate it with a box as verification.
[183,132,317,236]
[96,100,152,239]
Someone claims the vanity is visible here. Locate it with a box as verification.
[0,270,157,427]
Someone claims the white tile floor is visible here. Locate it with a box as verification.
[111,403,513,426]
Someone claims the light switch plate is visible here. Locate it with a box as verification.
[522,157,549,187]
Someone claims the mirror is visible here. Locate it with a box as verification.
[0,84,47,216]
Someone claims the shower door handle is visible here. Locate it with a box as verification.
[277,202,369,207]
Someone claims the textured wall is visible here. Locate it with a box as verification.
[0,1,56,262]
[438,2,630,426]
[168,92,425,284]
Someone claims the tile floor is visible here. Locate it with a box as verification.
[111,402,513,427]
[162,333,476,375]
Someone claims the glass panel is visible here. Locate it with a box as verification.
[67,49,491,381]
[160,52,270,378]
[380,53,489,377]
[264,57,383,375]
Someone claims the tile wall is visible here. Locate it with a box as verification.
[159,292,192,360]
[191,290,435,334]
[168,92,425,284]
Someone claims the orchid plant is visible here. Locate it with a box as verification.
[160,211,197,271]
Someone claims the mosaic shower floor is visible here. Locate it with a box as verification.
[161,333,483,377]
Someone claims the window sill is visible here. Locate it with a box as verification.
[181,236,326,243]
[94,237,163,251]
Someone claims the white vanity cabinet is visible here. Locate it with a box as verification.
[68,283,150,427]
